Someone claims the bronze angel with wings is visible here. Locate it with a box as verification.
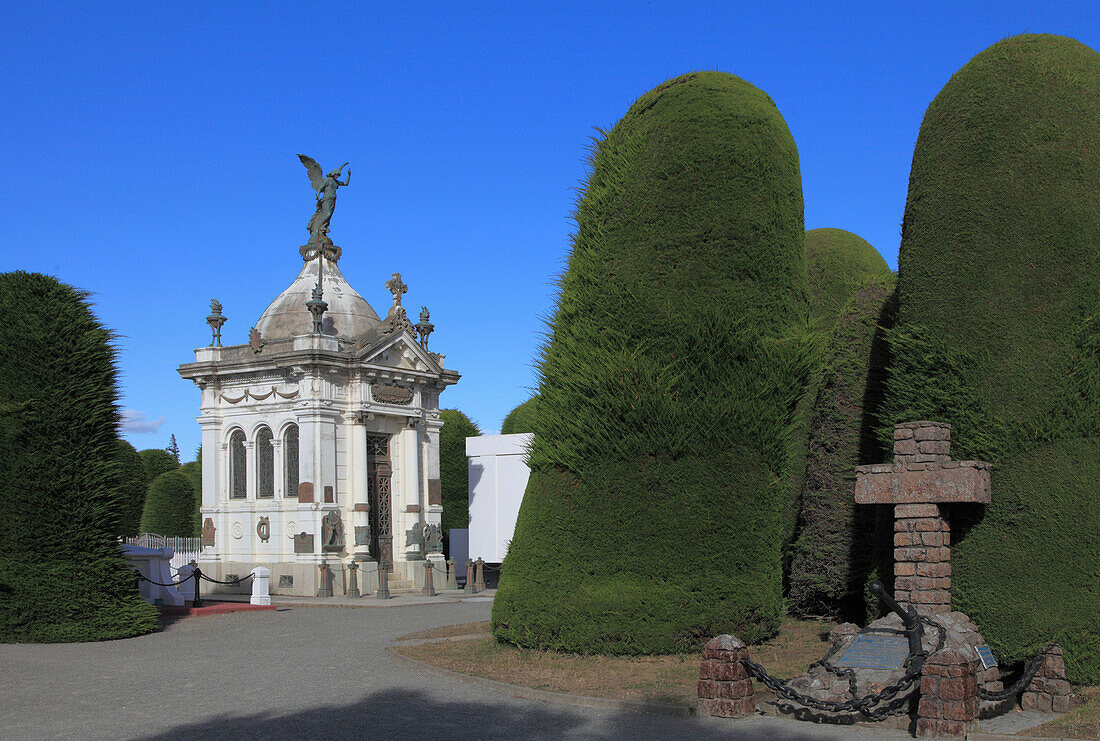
[298,155,350,244]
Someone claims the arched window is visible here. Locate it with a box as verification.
[284,424,299,498]
[229,429,246,499]
[256,427,274,498]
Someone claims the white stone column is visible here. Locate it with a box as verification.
[424,418,445,566]
[244,440,256,501]
[350,417,371,560]
[398,421,421,565]
[271,438,283,499]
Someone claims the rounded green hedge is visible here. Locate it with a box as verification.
[139,448,179,483]
[0,271,157,642]
[881,34,1099,681]
[140,470,197,538]
[501,397,539,435]
[805,228,891,331]
[440,409,480,536]
[493,71,811,654]
[788,279,895,620]
[115,440,148,538]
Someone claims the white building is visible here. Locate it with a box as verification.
[466,433,533,563]
[178,246,458,596]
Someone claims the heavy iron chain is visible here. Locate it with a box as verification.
[977,645,1054,702]
[199,571,254,584]
[134,570,197,588]
[740,614,946,721]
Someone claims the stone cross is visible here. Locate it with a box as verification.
[855,422,991,614]
[385,273,408,310]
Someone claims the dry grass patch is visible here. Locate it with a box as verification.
[1021,686,1100,739]
[394,616,836,708]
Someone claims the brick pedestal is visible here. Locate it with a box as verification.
[698,635,755,717]
[893,503,952,614]
[916,649,979,738]
[1021,644,1071,713]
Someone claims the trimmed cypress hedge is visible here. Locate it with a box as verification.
[493,71,812,654]
[440,409,480,536]
[139,449,178,482]
[501,397,539,435]
[0,272,157,642]
[179,460,202,537]
[115,440,149,538]
[140,470,197,538]
[788,279,895,620]
[805,228,891,331]
[881,34,1099,681]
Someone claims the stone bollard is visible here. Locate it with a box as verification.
[446,559,458,590]
[916,649,979,738]
[317,563,333,597]
[1021,645,1070,713]
[422,561,436,597]
[475,557,486,592]
[249,566,271,606]
[376,563,391,600]
[697,635,755,717]
[346,562,360,598]
[464,559,476,594]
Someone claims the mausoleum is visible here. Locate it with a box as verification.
[177,156,459,596]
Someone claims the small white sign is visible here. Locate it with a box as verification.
[975,645,998,669]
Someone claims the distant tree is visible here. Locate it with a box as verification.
[0,271,157,642]
[179,460,202,537]
[165,434,180,465]
[139,448,178,483]
[439,410,480,538]
[115,440,149,538]
[501,397,539,435]
[140,470,197,538]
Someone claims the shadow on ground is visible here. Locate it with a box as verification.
[135,687,840,741]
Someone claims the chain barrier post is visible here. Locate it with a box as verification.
[916,649,978,738]
[698,635,755,717]
[1019,644,1070,713]
[347,561,360,599]
[376,563,390,599]
[464,559,475,594]
[422,560,436,597]
[446,559,458,590]
[193,566,203,608]
[474,557,485,592]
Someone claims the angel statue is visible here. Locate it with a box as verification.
[298,154,350,245]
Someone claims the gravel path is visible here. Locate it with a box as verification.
[0,602,918,740]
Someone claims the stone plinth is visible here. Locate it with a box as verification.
[855,422,991,614]
[1021,645,1071,713]
[698,635,755,717]
[916,649,979,737]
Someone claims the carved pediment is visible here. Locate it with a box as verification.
[359,334,441,374]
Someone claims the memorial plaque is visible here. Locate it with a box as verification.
[294,532,314,554]
[371,383,413,405]
[835,634,910,670]
[975,645,998,669]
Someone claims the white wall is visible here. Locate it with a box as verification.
[466,433,532,562]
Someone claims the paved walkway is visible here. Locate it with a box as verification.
[0,597,1060,740]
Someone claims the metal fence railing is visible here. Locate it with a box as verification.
[123,533,202,573]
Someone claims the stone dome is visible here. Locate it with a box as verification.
[255,257,381,342]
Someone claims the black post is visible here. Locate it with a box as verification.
[193,567,203,608]
[870,581,922,658]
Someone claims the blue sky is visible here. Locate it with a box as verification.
[1,1,1095,458]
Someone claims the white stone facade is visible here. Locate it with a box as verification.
[466,433,533,563]
[179,257,458,596]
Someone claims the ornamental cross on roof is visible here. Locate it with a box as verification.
[854,421,991,615]
[386,273,408,310]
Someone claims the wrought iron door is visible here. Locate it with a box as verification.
[366,435,393,569]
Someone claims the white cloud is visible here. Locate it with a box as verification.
[121,410,166,434]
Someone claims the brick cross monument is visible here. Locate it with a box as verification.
[855,421,991,615]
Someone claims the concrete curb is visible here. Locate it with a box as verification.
[969,734,1077,741]
[388,645,694,718]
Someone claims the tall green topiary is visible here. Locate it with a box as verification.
[0,272,158,642]
[493,71,811,654]
[500,397,539,435]
[139,448,178,483]
[140,470,197,538]
[439,409,480,537]
[788,278,895,620]
[115,440,149,538]
[804,228,891,331]
[881,35,1099,681]
[179,460,202,537]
